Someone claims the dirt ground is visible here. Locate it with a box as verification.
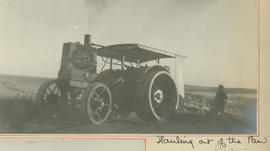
[0,74,257,134]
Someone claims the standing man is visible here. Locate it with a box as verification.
[215,84,227,115]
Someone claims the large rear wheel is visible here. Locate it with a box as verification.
[135,70,178,121]
[81,82,112,124]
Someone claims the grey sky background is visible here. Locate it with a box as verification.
[0,0,258,88]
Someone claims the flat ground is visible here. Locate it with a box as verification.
[0,74,257,134]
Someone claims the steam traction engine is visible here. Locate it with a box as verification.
[37,34,185,124]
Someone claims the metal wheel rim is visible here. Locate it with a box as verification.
[40,81,61,106]
[148,71,178,120]
[86,84,112,124]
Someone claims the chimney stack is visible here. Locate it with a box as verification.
[84,34,91,46]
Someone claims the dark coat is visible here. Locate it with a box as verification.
[215,90,227,103]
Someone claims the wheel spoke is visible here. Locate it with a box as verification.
[45,89,50,95]
[38,81,63,109]
[47,87,53,94]
[93,90,100,99]
[153,101,160,109]
[97,87,106,98]
[51,85,57,94]
[152,83,159,92]
[92,87,106,101]
[56,88,60,96]
[95,109,102,121]
[84,83,111,124]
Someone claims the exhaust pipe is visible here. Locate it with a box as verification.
[84,34,91,46]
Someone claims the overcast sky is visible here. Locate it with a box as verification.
[0,0,258,88]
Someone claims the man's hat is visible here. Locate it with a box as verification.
[219,84,224,89]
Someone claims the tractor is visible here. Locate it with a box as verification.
[36,34,185,124]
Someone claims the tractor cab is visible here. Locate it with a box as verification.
[96,43,186,97]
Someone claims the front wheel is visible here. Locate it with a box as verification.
[36,79,62,108]
[81,82,112,124]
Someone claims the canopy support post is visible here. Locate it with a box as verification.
[110,57,112,70]
[156,59,160,64]
[121,56,125,70]
[136,59,140,68]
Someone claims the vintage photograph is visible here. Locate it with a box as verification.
[0,0,257,134]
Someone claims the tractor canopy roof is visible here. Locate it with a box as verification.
[96,44,185,63]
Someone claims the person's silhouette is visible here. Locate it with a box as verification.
[215,84,227,115]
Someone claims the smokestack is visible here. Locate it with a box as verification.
[84,34,91,46]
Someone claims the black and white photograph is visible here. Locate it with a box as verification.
[0,0,258,134]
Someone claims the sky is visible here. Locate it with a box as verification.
[0,0,258,88]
